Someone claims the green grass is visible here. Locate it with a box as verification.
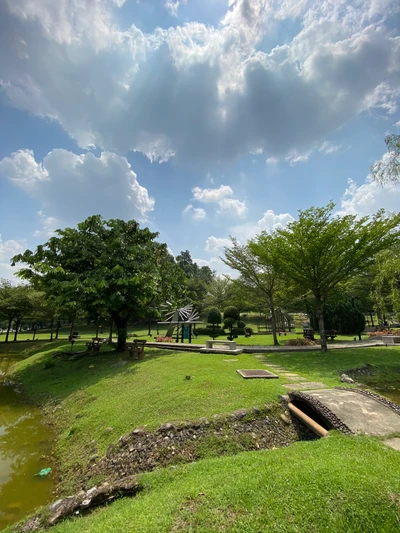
[264,346,400,389]
[8,341,286,492]
[19,434,400,533]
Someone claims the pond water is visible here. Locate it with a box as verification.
[0,356,54,531]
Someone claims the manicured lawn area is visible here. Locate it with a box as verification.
[19,434,400,533]
[264,346,400,388]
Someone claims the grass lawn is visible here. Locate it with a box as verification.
[8,341,286,492]
[3,342,400,532]
[14,434,400,533]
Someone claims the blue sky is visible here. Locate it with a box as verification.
[0,0,400,280]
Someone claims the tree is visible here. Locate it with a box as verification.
[257,202,400,351]
[223,305,240,341]
[224,238,285,346]
[204,277,232,310]
[0,281,37,342]
[12,216,183,351]
[371,134,400,185]
[207,307,222,340]
[176,250,215,313]
[308,294,366,338]
[370,244,400,325]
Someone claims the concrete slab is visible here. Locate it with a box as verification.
[383,437,400,451]
[305,390,400,437]
[199,348,243,355]
[236,369,279,379]
[283,382,327,391]
[285,376,307,381]
[280,373,301,377]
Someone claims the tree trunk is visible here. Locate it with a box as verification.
[269,298,279,346]
[109,318,113,344]
[55,321,60,340]
[113,315,128,352]
[95,323,99,338]
[50,319,54,341]
[5,317,12,343]
[69,321,75,339]
[315,295,328,352]
[13,318,21,342]
[33,326,37,341]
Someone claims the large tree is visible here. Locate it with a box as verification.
[0,281,37,342]
[224,237,285,345]
[255,202,400,351]
[12,216,183,351]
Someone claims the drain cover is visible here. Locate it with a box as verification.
[236,369,279,379]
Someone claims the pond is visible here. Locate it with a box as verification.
[0,356,54,531]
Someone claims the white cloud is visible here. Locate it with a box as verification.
[182,204,206,221]
[192,185,233,203]
[192,184,247,218]
[192,256,236,277]
[319,141,341,155]
[285,150,312,166]
[0,235,25,283]
[0,149,155,227]
[339,176,400,217]
[231,209,295,241]
[165,0,187,17]
[0,0,398,165]
[205,236,232,253]
[217,198,248,218]
[266,157,279,165]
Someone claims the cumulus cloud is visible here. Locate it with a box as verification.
[0,235,25,283]
[205,236,232,253]
[192,185,233,203]
[191,184,247,218]
[0,0,399,165]
[230,209,295,242]
[0,149,155,228]
[319,141,341,155]
[339,177,400,217]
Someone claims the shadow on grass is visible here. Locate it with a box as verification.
[7,340,175,405]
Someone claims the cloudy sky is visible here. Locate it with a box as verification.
[0,0,399,280]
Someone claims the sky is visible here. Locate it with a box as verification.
[0,0,399,281]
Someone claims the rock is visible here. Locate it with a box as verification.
[280,414,291,425]
[340,373,355,384]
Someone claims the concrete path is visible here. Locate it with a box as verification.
[303,389,400,437]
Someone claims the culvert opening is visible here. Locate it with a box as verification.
[290,399,331,431]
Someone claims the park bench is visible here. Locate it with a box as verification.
[325,330,338,340]
[200,340,243,355]
[127,340,147,359]
[382,336,400,345]
[303,328,315,340]
[86,337,108,353]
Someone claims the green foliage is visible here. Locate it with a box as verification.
[223,306,240,321]
[195,327,225,337]
[370,244,400,323]
[175,250,215,313]
[309,295,366,334]
[12,216,184,351]
[371,134,400,185]
[254,202,400,350]
[207,308,222,325]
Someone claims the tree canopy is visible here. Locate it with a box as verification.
[12,215,184,351]
[254,202,400,351]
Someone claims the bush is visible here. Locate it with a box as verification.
[237,320,246,328]
[231,327,245,335]
[224,306,240,321]
[284,337,316,346]
[223,317,236,328]
[195,327,226,336]
[207,308,222,326]
[309,295,365,335]
[154,336,174,342]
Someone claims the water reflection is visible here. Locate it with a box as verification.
[0,358,53,531]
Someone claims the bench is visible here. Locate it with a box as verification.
[382,336,400,344]
[127,340,147,359]
[86,338,108,353]
[200,339,243,355]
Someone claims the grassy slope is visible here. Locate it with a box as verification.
[36,435,400,533]
[10,341,285,491]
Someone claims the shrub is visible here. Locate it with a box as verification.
[195,327,226,336]
[224,306,240,321]
[237,320,246,328]
[154,336,174,342]
[284,337,316,346]
[207,308,222,325]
